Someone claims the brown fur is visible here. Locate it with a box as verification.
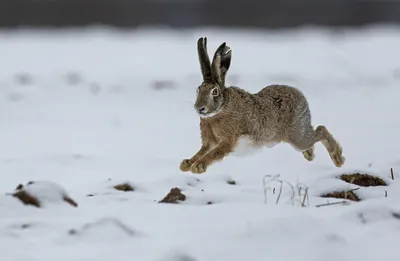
[180,37,345,174]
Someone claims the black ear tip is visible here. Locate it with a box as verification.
[197,37,208,46]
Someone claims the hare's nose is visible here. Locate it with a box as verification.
[198,107,206,113]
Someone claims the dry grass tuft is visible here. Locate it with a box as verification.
[339,173,387,187]
[321,190,360,202]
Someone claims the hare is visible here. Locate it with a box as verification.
[180,37,345,174]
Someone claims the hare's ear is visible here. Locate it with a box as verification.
[220,46,232,83]
[197,37,211,82]
[211,42,231,86]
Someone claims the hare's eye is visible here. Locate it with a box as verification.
[211,88,219,96]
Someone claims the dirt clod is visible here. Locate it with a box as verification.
[12,190,41,207]
[321,190,360,202]
[63,196,78,207]
[392,212,400,220]
[114,183,134,192]
[339,173,387,187]
[20,224,32,229]
[159,187,186,204]
[227,179,237,185]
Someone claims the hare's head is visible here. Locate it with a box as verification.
[194,37,232,118]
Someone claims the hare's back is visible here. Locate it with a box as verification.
[255,84,311,129]
[256,84,306,100]
[256,84,309,111]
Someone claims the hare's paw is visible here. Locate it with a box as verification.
[190,161,208,174]
[330,145,345,167]
[302,146,315,161]
[180,159,193,172]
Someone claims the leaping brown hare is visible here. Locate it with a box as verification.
[180,37,345,174]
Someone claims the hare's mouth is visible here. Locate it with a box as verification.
[199,111,218,118]
[198,108,221,118]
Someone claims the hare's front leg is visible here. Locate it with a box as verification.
[180,144,212,172]
[191,141,235,174]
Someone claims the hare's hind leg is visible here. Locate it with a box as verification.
[288,125,345,167]
[314,125,345,167]
[287,126,316,162]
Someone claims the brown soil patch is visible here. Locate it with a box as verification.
[339,173,387,187]
[158,187,186,204]
[321,190,360,202]
[114,183,134,192]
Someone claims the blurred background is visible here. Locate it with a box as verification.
[1,0,400,28]
[0,0,399,144]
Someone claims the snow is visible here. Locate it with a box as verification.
[1,25,400,260]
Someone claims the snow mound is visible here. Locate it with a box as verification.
[10,180,77,208]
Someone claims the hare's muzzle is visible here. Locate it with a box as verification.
[197,106,206,115]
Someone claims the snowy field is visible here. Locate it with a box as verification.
[0,25,400,261]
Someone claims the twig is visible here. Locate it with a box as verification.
[275,181,283,205]
[391,168,395,180]
[301,187,309,207]
[283,181,296,205]
[262,174,281,204]
[315,201,350,208]
[348,187,360,193]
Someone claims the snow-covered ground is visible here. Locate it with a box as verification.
[0,25,400,261]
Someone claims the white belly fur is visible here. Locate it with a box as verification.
[230,136,279,157]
